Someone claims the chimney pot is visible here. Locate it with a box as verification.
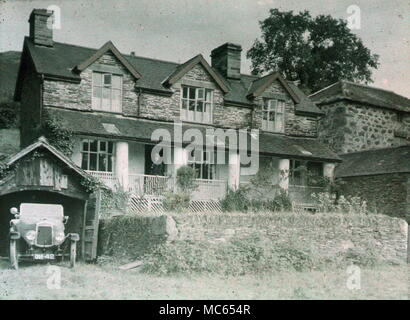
[29,9,54,47]
[211,43,242,80]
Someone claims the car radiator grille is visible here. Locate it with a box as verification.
[37,225,53,246]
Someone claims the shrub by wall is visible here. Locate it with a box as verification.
[98,212,408,274]
[98,215,177,260]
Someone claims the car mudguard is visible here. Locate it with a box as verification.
[69,233,80,241]
[10,230,20,240]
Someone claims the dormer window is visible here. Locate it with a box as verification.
[92,72,122,113]
[180,85,213,123]
[262,99,285,133]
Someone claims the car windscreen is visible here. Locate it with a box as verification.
[19,203,64,222]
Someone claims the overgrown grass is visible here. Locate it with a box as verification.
[140,236,392,276]
[0,259,407,300]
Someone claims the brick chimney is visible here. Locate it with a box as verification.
[29,9,54,47]
[211,43,242,80]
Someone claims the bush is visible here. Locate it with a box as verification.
[221,187,292,212]
[100,188,131,217]
[162,166,197,212]
[176,165,197,192]
[162,192,191,212]
[0,101,19,128]
[141,237,318,276]
[312,192,369,214]
[220,186,250,212]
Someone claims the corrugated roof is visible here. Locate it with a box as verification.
[335,145,410,178]
[45,107,340,162]
[310,81,410,113]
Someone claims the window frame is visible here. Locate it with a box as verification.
[262,99,285,133]
[92,72,123,113]
[81,139,115,172]
[289,160,324,186]
[187,149,215,180]
[180,85,213,124]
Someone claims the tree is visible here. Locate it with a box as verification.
[247,9,379,94]
[0,101,19,129]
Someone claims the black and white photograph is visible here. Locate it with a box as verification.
[0,0,409,304]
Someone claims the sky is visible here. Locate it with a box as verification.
[0,0,409,97]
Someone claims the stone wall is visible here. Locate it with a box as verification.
[338,173,410,222]
[99,213,408,264]
[318,101,408,154]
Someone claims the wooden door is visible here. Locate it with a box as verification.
[81,189,101,261]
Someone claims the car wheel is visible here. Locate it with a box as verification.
[70,240,76,268]
[9,239,19,270]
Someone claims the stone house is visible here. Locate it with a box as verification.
[310,80,410,154]
[12,9,340,206]
[310,81,410,219]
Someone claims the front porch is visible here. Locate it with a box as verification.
[87,171,228,201]
[75,138,336,208]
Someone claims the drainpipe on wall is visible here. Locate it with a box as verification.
[39,73,44,141]
[137,87,142,116]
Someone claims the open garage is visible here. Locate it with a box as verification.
[0,137,100,261]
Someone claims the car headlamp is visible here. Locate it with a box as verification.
[55,232,65,242]
[26,230,36,241]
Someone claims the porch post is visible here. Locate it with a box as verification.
[173,146,188,176]
[324,163,336,181]
[115,141,129,191]
[228,151,240,191]
[278,159,290,191]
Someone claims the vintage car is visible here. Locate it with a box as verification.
[9,203,79,269]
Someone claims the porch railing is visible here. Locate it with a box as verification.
[129,174,175,196]
[86,171,228,201]
[86,171,119,190]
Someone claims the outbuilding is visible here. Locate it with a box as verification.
[336,145,410,222]
[0,137,101,260]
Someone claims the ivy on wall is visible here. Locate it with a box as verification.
[42,111,75,156]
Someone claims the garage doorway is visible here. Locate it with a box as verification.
[0,190,85,257]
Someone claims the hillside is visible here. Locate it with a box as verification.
[0,51,21,102]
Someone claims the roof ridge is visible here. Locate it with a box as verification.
[342,80,410,101]
[342,80,395,94]
[339,145,410,156]
[309,81,341,97]
[52,39,181,66]
[124,53,180,66]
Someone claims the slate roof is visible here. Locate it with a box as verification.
[335,145,410,178]
[310,81,410,113]
[3,136,92,181]
[15,37,319,114]
[45,107,340,162]
[162,54,230,93]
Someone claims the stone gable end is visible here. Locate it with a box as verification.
[43,51,138,114]
[253,80,317,137]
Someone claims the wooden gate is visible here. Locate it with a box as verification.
[82,190,101,261]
